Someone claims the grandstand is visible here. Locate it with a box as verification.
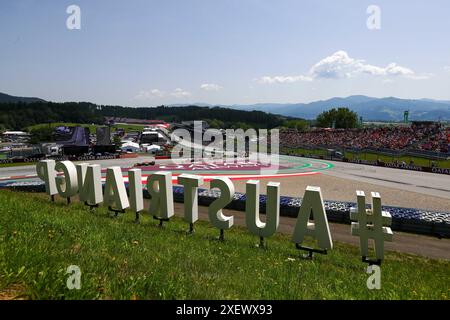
[280,122,450,155]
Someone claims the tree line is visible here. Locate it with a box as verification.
[0,101,359,132]
[0,102,288,131]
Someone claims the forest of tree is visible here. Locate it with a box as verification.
[315,107,359,129]
[0,102,289,130]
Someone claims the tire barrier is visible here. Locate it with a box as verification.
[0,180,46,193]
[169,186,450,238]
[1,181,449,238]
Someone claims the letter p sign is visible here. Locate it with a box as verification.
[66,5,81,30]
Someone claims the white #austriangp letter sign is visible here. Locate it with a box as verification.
[128,169,144,213]
[245,180,280,238]
[104,167,129,211]
[55,160,78,198]
[36,160,395,261]
[75,163,88,200]
[79,164,103,206]
[177,174,204,224]
[291,186,333,250]
[146,171,174,219]
[208,177,235,230]
[36,160,58,196]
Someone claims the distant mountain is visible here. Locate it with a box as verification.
[3,91,450,121]
[0,92,46,103]
[228,96,450,121]
[169,102,224,108]
[420,98,450,105]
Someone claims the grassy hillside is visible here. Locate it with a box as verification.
[0,190,448,300]
[0,92,45,104]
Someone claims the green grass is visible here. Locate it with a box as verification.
[282,147,450,169]
[281,147,328,158]
[0,162,37,168]
[344,151,450,168]
[26,122,145,134]
[0,190,448,300]
[111,123,147,132]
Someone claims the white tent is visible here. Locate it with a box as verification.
[120,141,140,153]
[2,131,29,136]
[145,144,161,152]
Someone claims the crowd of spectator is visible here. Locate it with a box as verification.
[280,122,450,154]
[417,127,450,153]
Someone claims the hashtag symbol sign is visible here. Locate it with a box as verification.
[351,191,393,261]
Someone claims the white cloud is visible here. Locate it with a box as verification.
[445,66,450,72]
[134,89,165,100]
[135,88,192,100]
[200,83,222,91]
[309,51,421,79]
[255,75,313,84]
[170,88,192,98]
[255,50,429,84]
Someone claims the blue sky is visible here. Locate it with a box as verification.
[1,0,450,106]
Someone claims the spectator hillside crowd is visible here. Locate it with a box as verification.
[280,122,450,154]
